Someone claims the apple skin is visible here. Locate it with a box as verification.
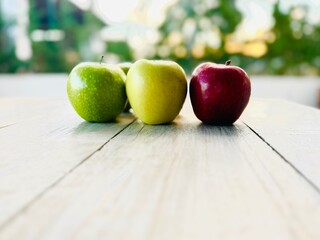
[67,62,127,122]
[190,61,251,125]
[126,59,187,125]
[118,62,132,112]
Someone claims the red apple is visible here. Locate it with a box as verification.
[190,60,251,125]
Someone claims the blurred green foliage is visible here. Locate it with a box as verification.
[0,0,320,75]
[0,4,20,72]
[27,0,104,72]
[263,2,320,75]
[155,0,242,74]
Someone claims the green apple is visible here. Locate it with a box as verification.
[67,62,127,122]
[126,59,187,124]
[118,62,132,112]
[118,62,132,75]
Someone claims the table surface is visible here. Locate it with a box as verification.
[0,98,319,240]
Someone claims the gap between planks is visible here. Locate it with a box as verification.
[0,123,15,130]
[243,121,320,195]
[2,118,319,239]
[0,118,136,232]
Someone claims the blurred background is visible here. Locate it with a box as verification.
[0,0,320,107]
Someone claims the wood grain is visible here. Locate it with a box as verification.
[0,99,67,128]
[1,102,319,240]
[242,99,320,191]
[0,99,135,229]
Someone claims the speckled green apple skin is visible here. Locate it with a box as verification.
[118,62,132,112]
[126,59,187,125]
[67,62,127,122]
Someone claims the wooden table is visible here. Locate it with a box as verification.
[0,98,319,240]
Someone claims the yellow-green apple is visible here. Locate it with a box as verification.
[126,59,187,124]
[67,62,127,122]
[190,60,251,125]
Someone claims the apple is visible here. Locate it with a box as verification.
[118,62,132,112]
[190,60,251,125]
[67,62,127,122]
[118,62,132,75]
[126,59,187,125]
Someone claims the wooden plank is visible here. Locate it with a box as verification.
[0,74,67,98]
[242,99,320,191]
[0,98,67,128]
[1,105,319,240]
[0,99,135,229]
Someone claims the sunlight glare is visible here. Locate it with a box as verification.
[94,0,140,23]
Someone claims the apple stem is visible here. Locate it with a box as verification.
[225,60,231,66]
[100,56,104,64]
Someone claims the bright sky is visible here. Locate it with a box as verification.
[66,0,320,42]
[2,0,320,60]
[69,0,178,26]
[3,0,320,33]
[236,0,320,37]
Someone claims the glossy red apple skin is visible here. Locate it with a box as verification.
[190,61,251,125]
